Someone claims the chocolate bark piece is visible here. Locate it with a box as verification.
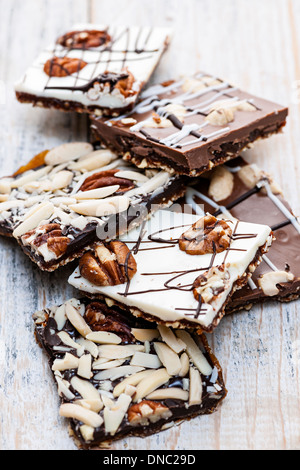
[180,157,300,311]
[14,24,172,116]
[0,143,186,272]
[69,210,273,333]
[90,73,288,176]
[33,297,227,449]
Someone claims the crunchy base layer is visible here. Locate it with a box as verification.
[15,91,134,117]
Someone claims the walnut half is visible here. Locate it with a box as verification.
[79,241,137,286]
[179,214,232,255]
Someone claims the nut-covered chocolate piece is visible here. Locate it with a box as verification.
[179,214,233,255]
[33,297,227,448]
[57,29,112,49]
[79,241,137,286]
[43,57,87,77]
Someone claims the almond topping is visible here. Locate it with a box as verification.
[65,302,92,338]
[45,142,93,166]
[131,328,160,343]
[175,331,213,376]
[189,366,203,406]
[153,343,182,376]
[86,331,122,344]
[258,270,295,296]
[113,370,153,398]
[130,351,162,369]
[133,368,171,402]
[157,325,186,354]
[147,388,189,401]
[13,202,55,238]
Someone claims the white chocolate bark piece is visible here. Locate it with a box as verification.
[15,24,172,115]
[69,210,273,332]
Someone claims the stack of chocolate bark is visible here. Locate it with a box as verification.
[1,24,298,449]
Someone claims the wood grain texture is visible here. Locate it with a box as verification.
[0,0,299,450]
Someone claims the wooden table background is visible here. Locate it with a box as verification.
[1,0,300,450]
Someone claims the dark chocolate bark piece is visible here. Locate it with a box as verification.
[0,143,186,271]
[178,157,300,311]
[14,24,171,116]
[90,73,288,176]
[33,297,227,448]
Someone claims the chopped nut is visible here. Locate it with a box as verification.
[45,142,93,166]
[13,202,55,238]
[77,354,93,379]
[69,195,130,217]
[98,344,144,359]
[128,400,172,426]
[205,107,234,126]
[79,241,137,286]
[70,376,103,411]
[80,424,94,442]
[52,352,79,371]
[93,365,145,382]
[178,352,190,377]
[208,166,234,202]
[179,214,233,255]
[70,149,117,172]
[258,270,295,296]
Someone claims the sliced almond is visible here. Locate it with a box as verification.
[113,370,153,398]
[54,304,67,331]
[13,202,54,237]
[70,376,103,410]
[115,170,149,183]
[175,331,213,376]
[80,424,94,442]
[45,142,93,166]
[57,331,83,351]
[74,185,120,200]
[77,354,93,379]
[65,302,92,338]
[130,352,162,369]
[94,365,145,382]
[86,331,122,345]
[125,171,170,197]
[52,352,79,371]
[147,388,189,401]
[153,342,182,376]
[0,200,25,212]
[208,166,234,202]
[131,328,160,343]
[133,368,171,402]
[157,325,186,354]
[0,178,13,194]
[59,403,103,428]
[98,344,144,360]
[69,195,130,217]
[92,358,126,370]
[189,366,202,406]
[103,393,132,436]
[10,166,51,189]
[51,170,73,190]
[0,194,8,202]
[70,149,117,171]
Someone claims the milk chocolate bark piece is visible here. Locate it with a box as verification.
[180,157,300,311]
[90,73,288,176]
[33,297,227,449]
[69,210,273,333]
[14,24,172,116]
[0,143,185,271]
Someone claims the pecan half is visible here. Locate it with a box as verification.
[193,265,230,303]
[44,56,87,77]
[179,214,232,255]
[79,241,137,286]
[128,400,172,426]
[22,223,70,257]
[84,301,135,343]
[79,169,135,193]
[114,70,136,98]
[57,29,111,49]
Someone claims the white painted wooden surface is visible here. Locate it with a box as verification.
[0,0,300,450]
